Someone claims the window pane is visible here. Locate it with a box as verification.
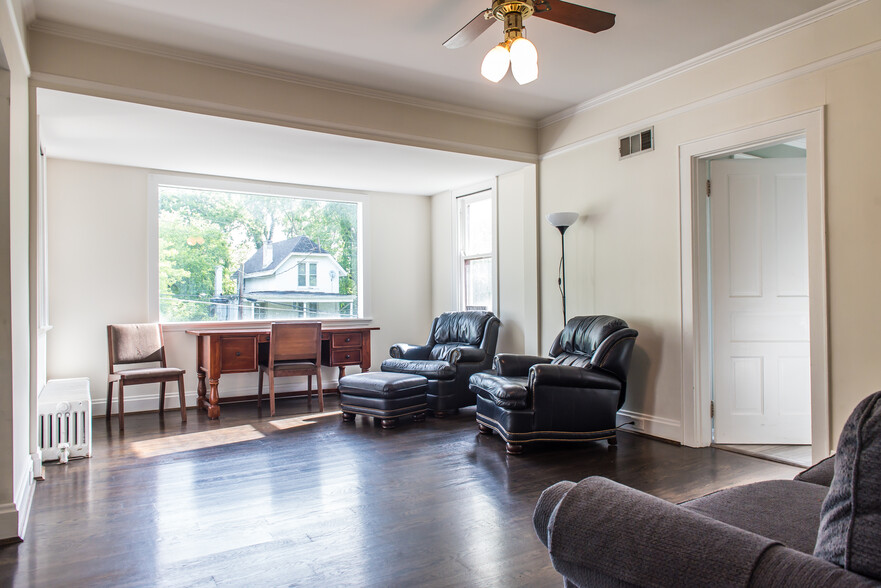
[464,198,492,255]
[464,257,492,311]
[158,186,360,322]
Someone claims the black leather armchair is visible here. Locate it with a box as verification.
[381,311,501,416]
[470,315,637,454]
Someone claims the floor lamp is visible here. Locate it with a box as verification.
[546,212,579,325]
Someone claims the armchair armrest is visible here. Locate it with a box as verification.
[537,477,778,588]
[388,343,431,360]
[493,354,550,377]
[529,364,621,390]
[449,346,485,365]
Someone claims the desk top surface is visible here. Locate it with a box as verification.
[185,324,379,336]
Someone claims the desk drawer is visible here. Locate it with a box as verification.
[331,349,361,365]
[220,337,257,372]
[331,332,362,349]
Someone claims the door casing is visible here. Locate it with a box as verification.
[678,108,829,463]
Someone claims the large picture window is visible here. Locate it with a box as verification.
[155,180,361,323]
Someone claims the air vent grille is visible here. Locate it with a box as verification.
[619,127,654,159]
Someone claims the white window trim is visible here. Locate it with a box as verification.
[147,172,369,328]
[451,180,498,313]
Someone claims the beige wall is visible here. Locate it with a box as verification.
[45,159,433,413]
[536,0,881,444]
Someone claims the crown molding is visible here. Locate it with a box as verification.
[540,39,881,160]
[28,19,537,130]
[539,0,869,128]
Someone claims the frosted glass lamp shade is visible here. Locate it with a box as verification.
[510,37,538,85]
[546,212,579,230]
[481,44,510,83]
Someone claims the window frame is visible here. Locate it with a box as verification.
[453,183,498,313]
[147,173,369,329]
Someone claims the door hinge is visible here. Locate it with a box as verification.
[706,179,711,197]
[710,400,715,419]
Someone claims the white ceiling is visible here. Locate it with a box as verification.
[31,0,836,195]
[31,0,834,120]
[37,89,528,196]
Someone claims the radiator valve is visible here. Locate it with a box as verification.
[58,443,71,464]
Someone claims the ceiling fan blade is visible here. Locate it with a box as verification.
[443,10,494,49]
[533,0,615,34]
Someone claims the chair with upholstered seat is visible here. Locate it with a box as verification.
[470,315,637,454]
[381,310,501,416]
[258,321,323,416]
[106,323,187,430]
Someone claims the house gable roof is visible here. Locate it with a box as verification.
[243,236,329,275]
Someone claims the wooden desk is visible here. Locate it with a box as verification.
[186,325,379,419]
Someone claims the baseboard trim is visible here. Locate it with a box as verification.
[617,409,682,443]
[97,381,341,415]
[1,460,36,541]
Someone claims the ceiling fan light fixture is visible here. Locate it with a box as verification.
[509,36,538,84]
[481,43,511,83]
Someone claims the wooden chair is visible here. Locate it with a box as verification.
[258,321,323,416]
[106,323,187,430]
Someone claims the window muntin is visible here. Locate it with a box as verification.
[157,184,361,323]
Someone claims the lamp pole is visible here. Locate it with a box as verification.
[546,212,579,327]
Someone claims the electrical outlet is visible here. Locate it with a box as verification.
[630,419,645,432]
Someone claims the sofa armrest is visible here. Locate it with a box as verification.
[750,544,880,587]
[389,343,431,360]
[793,455,836,487]
[536,477,778,588]
[529,364,621,390]
[494,354,550,377]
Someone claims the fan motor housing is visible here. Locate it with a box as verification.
[491,0,535,21]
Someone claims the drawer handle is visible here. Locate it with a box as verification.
[345,354,351,359]
[235,351,241,356]
[345,337,351,343]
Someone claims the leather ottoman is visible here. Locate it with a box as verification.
[338,372,428,429]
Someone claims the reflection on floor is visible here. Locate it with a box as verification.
[714,443,813,468]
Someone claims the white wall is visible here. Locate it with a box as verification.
[536,0,881,445]
[0,0,32,541]
[45,159,433,413]
[430,165,539,355]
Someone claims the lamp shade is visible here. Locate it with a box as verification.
[510,37,538,85]
[546,212,579,229]
[481,44,511,83]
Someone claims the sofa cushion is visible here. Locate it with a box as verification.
[470,372,529,409]
[381,358,456,380]
[557,315,628,357]
[432,311,492,346]
[795,455,836,487]
[814,390,881,581]
[682,479,829,555]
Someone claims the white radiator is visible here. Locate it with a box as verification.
[39,378,92,461]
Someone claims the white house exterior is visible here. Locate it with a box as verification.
[228,236,355,319]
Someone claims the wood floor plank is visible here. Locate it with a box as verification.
[0,396,802,587]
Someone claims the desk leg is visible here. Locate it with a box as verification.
[197,370,207,410]
[338,366,346,379]
[208,379,221,420]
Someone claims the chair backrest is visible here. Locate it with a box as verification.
[107,323,166,369]
[428,311,498,360]
[549,315,637,379]
[269,322,322,365]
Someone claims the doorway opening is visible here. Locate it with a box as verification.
[678,109,829,467]
[703,141,811,467]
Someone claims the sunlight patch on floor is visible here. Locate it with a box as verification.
[131,424,265,458]
[268,410,342,431]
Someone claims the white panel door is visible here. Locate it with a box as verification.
[711,158,810,444]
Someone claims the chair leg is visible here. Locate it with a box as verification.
[118,382,125,430]
[106,382,114,420]
[178,375,187,422]
[269,372,276,417]
[159,382,166,414]
[307,374,312,409]
[316,369,324,412]
[257,368,264,413]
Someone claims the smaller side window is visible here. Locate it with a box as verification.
[309,263,318,287]
[297,263,306,287]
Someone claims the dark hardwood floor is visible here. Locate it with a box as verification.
[0,396,802,587]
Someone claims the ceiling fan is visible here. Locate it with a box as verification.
[444,0,616,85]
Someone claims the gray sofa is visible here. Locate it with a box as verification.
[534,391,881,587]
